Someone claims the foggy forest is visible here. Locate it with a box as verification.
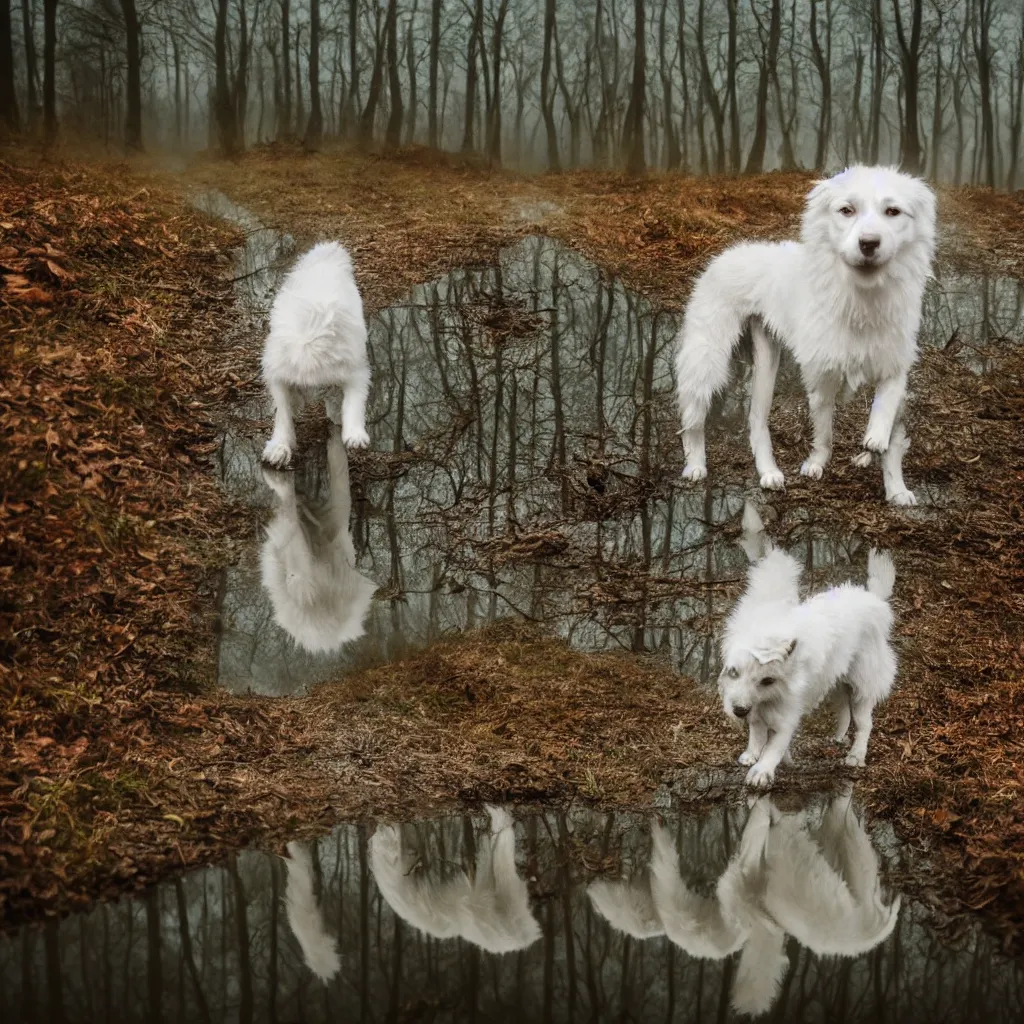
[1,0,1023,186]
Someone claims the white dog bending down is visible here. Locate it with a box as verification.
[262,241,371,467]
[674,165,936,505]
[369,806,541,954]
[719,547,898,789]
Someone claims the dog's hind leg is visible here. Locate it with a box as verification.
[749,322,785,490]
[881,406,916,506]
[263,379,299,468]
[799,375,841,480]
[831,685,852,744]
[844,694,875,768]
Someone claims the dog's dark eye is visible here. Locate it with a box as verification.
[727,666,739,679]
[885,206,901,217]
[839,205,855,216]
[760,677,778,687]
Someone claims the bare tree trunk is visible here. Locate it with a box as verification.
[428,0,441,147]
[304,0,323,147]
[677,0,690,171]
[21,0,39,123]
[383,0,403,147]
[621,0,647,174]
[658,0,679,168]
[1009,14,1024,191]
[809,0,832,170]
[0,1,19,133]
[235,0,251,150]
[462,0,483,152]
[848,43,864,163]
[725,0,740,172]
[868,0,884,162]
[746,0,780,174]
[774,0,799,170]
[214,0,240,155]
[405,0,419,144]
[892,0,924,173]
[487,0,509,164]
[294,22,304,129]
[173,33,183,145]
[280,0,292,136]
[540,0,560,170]
[697,0,725,173]
[359,7,386,143]
[972,0,996,187]
[929,43,943,180]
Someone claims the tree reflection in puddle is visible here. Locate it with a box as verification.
[216,236,877,696]
[2,797,1019,1023]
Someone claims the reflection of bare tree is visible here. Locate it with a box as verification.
[369,806,541,954]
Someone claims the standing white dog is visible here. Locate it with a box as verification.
[674,165,936,505]
[719,546,898,789]
[262,241,371,467]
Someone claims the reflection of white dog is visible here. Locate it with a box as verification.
[674,165,936,505]
[262,241,371,467]
[599,795,899,1017]
[282,841,341,983]
[369,806,541,954]
[261,426,377,653]
[719,539,898,789]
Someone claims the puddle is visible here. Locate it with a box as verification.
[196,197,1020,696]
[2,796,1019,1022]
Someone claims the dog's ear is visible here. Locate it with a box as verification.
[751,638,797,665]
[906,177,937,228]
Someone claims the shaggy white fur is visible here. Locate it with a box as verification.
[368,806,541,954]
[594,794,899,1018]
[262,241,371,467]
[674,165,936,505]
[282,841,341,983]
[260,425,377,654]
[719,539,898,790]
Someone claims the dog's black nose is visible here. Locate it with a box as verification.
[733,705,750,719]
[859,236,881,257]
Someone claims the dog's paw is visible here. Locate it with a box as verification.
[844,752,866,768]
[745,764,776,790]
[681,462,708,482]
[862,426,890,453]
[888,489,918,507]
[342,427,371,449]
[738,751,758,767]
[832,732,851,746]
[262,439,294,469]
[759,470,785,490]
[799,459,825,480]
[850,450,873,469]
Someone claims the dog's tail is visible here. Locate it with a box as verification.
[866,549,895,602]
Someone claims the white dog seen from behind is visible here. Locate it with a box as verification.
[262,241,371,467]
[674,165,936,505]
[719,510,899,789]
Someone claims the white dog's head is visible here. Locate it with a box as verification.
[801,165,936,287]
[718,637,796,723]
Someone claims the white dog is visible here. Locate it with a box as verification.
[282,841,341,983]
[369,806,541,954]
[261,424,377,654]
[599,795,899,1016]
[719,544,898,789]
[262,241,371,467]
[674,165,936,505]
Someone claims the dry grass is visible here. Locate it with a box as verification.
[0,144,1021,947]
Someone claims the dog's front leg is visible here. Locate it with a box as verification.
[799,376,840,480]
[738,713,768,767]
[339,368,371,449]
[745,720,798,790]
[861,373,907,454]
[263,379,298,468]
[880,404,917,506]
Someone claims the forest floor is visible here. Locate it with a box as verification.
[1,142,1022,948]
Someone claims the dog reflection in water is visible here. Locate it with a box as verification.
[282,841,341,983]
[261,423,377,654]
[369,806,542,954]
[587,792,900,1017]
